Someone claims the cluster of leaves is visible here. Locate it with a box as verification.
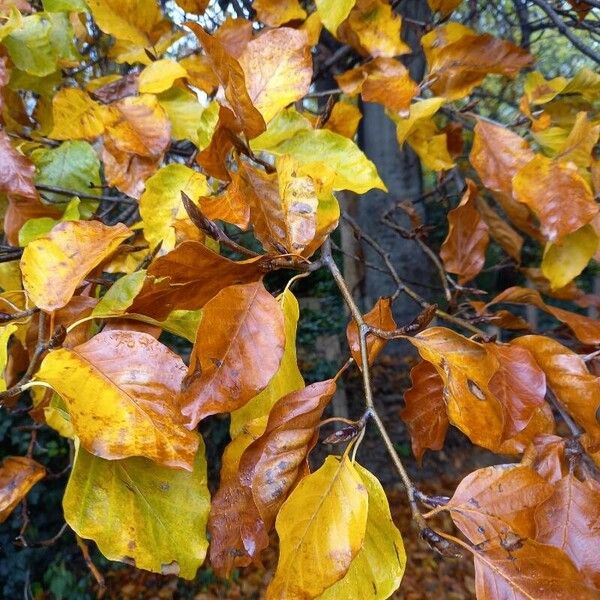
[0,0,599,598]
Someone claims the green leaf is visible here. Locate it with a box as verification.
[4,13,80,77]
[255,128,386,194]
[63,440,210,579]
[43,0,88,11]
[18,198,80,246]
[318,463,406,599]
[32,141,101,217]
[93,271,147,317]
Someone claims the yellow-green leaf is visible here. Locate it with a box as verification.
[542,224,599,290]
[316,0,356,34]
[139,164,209,251]
[158,88,207,148]
[318,463,406,600]
[230,288,304,437]
[36,330,199,470]
[93,270,147,317]
[63,440,210,579]
[21,220,131,311]
[267,455,368,600]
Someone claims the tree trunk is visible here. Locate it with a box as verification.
[343,0,434,328]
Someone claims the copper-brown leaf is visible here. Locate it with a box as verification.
[512,155,599,243]
[346,296,396,369]
[485,342,547,440]
[440,179,490,284]
[129,241,266,320]
[521,434,569,485]
[512,335,600,448]
[187,22,265,140]
[400,360,448,463]
[535,474,600,587]
[239,379,337,528]
[0,129,38,199]
[180,281,285,427]
[476,195,523,261]
[0,456,45,523]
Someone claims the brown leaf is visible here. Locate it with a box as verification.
[400,360,448,463]
[521,434,569,485]
[239,379,337,528]
[474,538,599,600]
[187,22,265,140]
[440,179,490,284]
[535,474,600,587]
[4,194,61,246]
[0,456,45,523]
[447,464,553,545]
[214,16,253,58]
[90,73,139,104]
[489,286,600,345]
[512,335,600,448]
[476,195,523,261]
[422,24,534,100]
[129,241,266,320]
[180,281,285,427]
[485,343,547,440]
[470,120,534,199]
[346,297,396,368]
[0,129,38,199]
[512,155,598,243]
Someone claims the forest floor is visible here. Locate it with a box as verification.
[99,356,505,600]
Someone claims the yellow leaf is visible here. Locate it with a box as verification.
[36,330,199,470]
[138,59,188,94]
[324,101,362,139]
[542,224,598,290]
[250,107,313,152]
[259,128,386,194]
[0,323,17,392]
[406,123,454,172]
[86,0,162,46]
[254,0,306,26]
[316,0,356,34]
[158,88,206,147]
[523,71,567,105]
[318,463,406,599]
[63,440,209,579]
[230,289,304,437]
[139,164,209,251]
[49,88,110,141]
[239,28,312,124]
[267,455,368,600]
[21,220,131,311]
[389,97,446,144]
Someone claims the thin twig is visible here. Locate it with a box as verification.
[76,535,106,596]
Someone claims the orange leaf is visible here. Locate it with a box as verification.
[0,456,45,523]
[521,434,569,484]
[440,179,490,284]
[323,101,362,139]
[400,360,448,463]
[187,22,265,140]
[199,168,251,230]
[512,155,598,243]
[253,0,306,26]
[129,241,267,320]
[476,195,523,262]
[535,474,600,587]
[181,281,285,427]
[346,296,396,368]
[239,379,337,528]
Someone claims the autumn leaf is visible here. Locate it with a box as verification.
[475,195,523,262]
[0,456,45,523]
[324,101,362,139]
[239,28,312,124]
[253,0,306,26]
[316,0,356,34]
[400,360,448,463]
[238,379,337,528]
[36,330,199,470]
[181,281,285,427]
[440,179,490,284]
[346,296,396,368]
[49,88,109,141]
[64,440,209,579]
[138,58,187,94]
[21,220,131,311]
[319,463,406,600]
[267,455,368,599]
[0,129,38,199]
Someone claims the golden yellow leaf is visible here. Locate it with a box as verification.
[239,28,312,124]
[338,0,409,58]
[389,97,446,143]
[21,220,131,311]
[267,455,368,600]
[179,54,219,95]
[0,323,17,392]
[138,58,188,94]
[230,288,304,437]
[36,330,199,470]
[324,101,362,139]
[63,440,209,579]
[542,224,599,290]
[49,88,110,141]
[86,0,162,46]
[316,0,356,34]
[0,456,45,523]
[254,0,306,26]
[139,164,209,251]
[318,463,406,599]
